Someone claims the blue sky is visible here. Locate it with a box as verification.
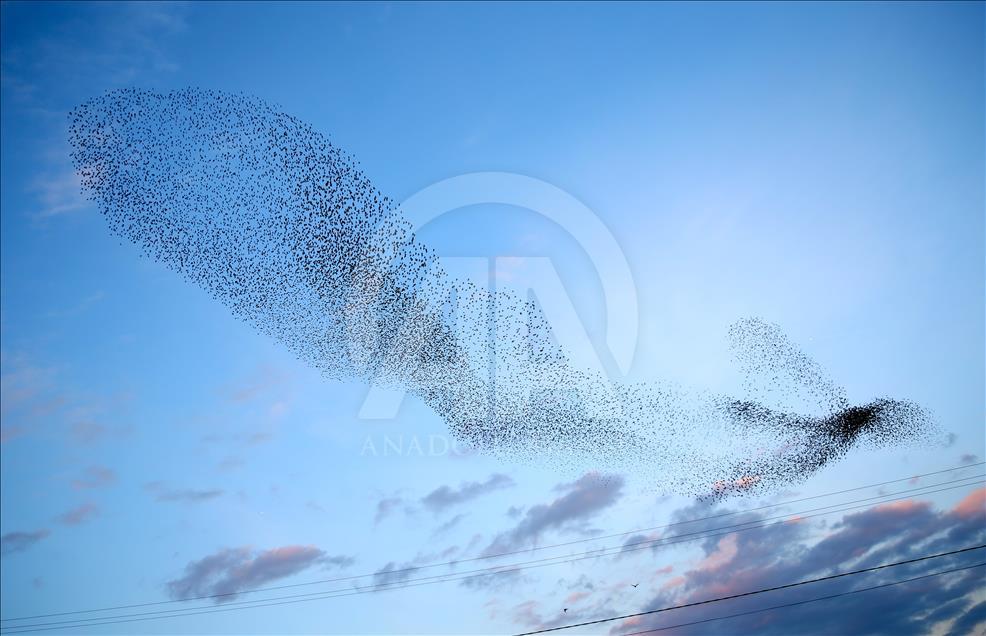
[1,2,983,634]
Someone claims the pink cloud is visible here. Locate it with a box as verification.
[697,533,738,572]
[511,600,543,628]
[565,590,591,604]
[661,575,686,591]
[619,615,645,629]
[872,499,926,514]
[953,487,986,519]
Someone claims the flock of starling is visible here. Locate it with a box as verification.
[67,89,934,498]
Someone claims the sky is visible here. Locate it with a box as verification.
[0,2,984,634]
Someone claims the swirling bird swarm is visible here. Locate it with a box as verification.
[67,89,933,497]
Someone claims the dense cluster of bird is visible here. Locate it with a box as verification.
[67,88,934,497]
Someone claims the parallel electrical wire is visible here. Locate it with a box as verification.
[514,545,986,635]
[1,476,981,634]
[2,461,980,625]
[10,478,985,627]
[2,479,981,630]
[623,562,986,635]
[6,543,982,636]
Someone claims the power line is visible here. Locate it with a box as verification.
[1,477,980,632]
[625,562,985,635]
[4,477,981,630]
[513,544,986,635]
[1,478,981,634]
[3,461,980,625]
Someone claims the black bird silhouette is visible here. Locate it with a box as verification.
[631,583,639,588]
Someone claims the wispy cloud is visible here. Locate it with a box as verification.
[72,465,117,490]
[2,2,189,106]
[1,529,50,556]
[0,425,26,444]
[1,352,132,448]
[0,354,60,417]
[1,2,190,220]
[168,545,352,603]
[30,170,87,218]
[374,496,405,524]
[221,365,285,404]
[483,472,624,555]
[66,410,133,445]
[145,482,224,503]
[372,560,422,589]
[217,456,245,472]
[201,430,275,446]
[460,566,525,592]
[370,544,466,591]
[433,513,467,536]
[70,420,107,444]
[421,473,515,514]
[56,503,99,526]
[45,291,106,319]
